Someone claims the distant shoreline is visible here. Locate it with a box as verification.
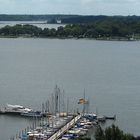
[0,22,140,41]
[0,35,139,41]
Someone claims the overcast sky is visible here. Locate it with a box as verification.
[0,0,140,15]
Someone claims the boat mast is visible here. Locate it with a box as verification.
[55,85,59,115]
[83,89,86,114]
[67,98,69,115]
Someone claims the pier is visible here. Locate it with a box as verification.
[47,114,82,140]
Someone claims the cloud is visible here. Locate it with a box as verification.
[0,0,140,15]
[81,0,93,4]
[80,0,140,4]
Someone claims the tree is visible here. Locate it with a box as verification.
[95,125,105,140]
[95,125,134,140]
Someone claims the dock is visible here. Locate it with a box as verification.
[47,114,82,140]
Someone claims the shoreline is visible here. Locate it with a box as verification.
[0,35,139,41]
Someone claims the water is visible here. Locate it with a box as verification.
[0,21,65,29]
[0,38,140,139]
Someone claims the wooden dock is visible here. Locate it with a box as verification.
[46,114,82,140]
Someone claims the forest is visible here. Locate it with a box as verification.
[0,15,140,40]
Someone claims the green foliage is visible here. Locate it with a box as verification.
[95,125,134,140]
[95,126,105,140]
[1,15,140,39]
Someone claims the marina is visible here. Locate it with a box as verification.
[9,111,115,140]
[0,104,116,140]
[6,86,116,140]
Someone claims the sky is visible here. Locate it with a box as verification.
[0,0,140,15]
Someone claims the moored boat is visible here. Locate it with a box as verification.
[20,111,43,117]
[7,104,32,114]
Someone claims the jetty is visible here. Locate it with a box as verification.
[47,114,82,140]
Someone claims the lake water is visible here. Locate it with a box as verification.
[0,21,65,29]
[0,38,140,139]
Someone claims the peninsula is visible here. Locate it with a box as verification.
[0,15,140,40]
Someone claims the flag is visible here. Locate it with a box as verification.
[78,98,88,104]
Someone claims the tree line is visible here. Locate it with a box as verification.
[1,15,140,23]
[75,125,140,140]
[0,14,78,22]
[95,125,135,140]
[0,20,140,40]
